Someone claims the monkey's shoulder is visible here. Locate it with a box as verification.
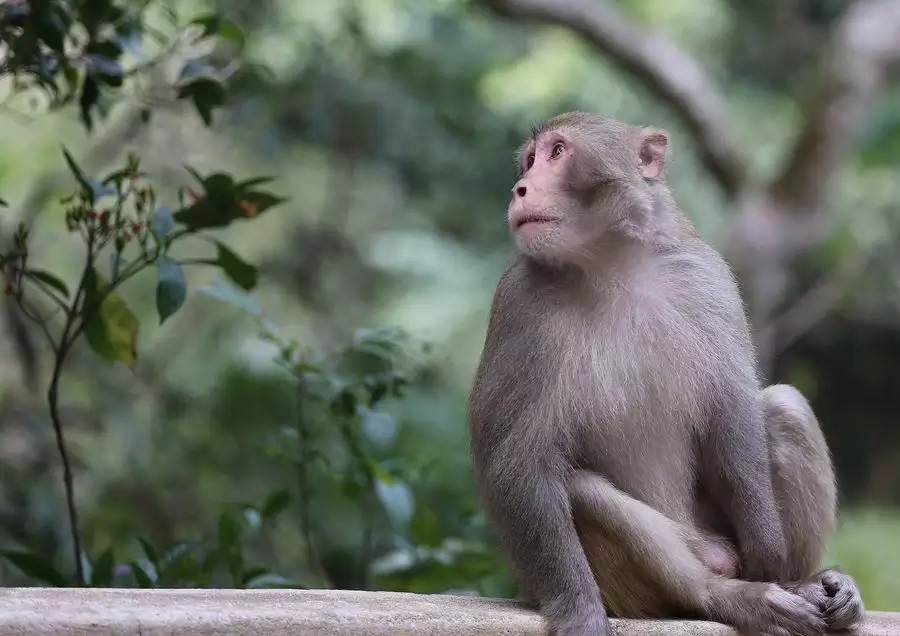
[654,243,745,315]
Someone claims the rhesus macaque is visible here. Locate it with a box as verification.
[468,112,865,636]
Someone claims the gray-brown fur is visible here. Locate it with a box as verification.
[467,112,864,636]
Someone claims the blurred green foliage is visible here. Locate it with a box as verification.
[0,0,898,615]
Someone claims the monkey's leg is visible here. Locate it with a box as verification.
[763,384,865,631]
[570,470,826,636]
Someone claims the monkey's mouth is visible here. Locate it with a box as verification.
[514,215,561,231]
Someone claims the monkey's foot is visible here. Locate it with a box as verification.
[789,568,865,632]
[760,585,828,636]
[710,582,826,636]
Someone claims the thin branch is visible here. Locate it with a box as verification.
[770,0,900,214]
[20,271,71,314]
[14,295,60,355]
[761,212,900,355]
[479,0,747,196]
[760,252,866,356]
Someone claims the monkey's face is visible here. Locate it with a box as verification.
[508,116,656,263]
[508,132,588,260]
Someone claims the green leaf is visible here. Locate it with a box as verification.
[82,268,139,366]
[243,508,262,533]
[150,204,176,242]
[410,508,443,548]
[174,169,286,231]
[191,14,246,51]
[157,540,204,586]
[78,76,100,132]
[129,562,154,588]
[26,269,70,298]
[215,242,257,291]
[240,191,287,216]
[177,77,226,127]
[89,548,114,587]
[156,257,187,325]
[199,549,221,577]
[137,537,159,570]
[0,550,69,586]
[80,551,92,585]
[0,198,7,207]
[217,511,242,553]
[61,147,94,203]
[216,20,246,50]
[84,39,124,87]
[374,474,415,529]
[361,408,398,447]
[245,574,306,589]
[87,178,116,201]
[191,13,222,37]
[240,566,268,588]
[201,172,235,196]
[217,511,244,584]
[261,489,292,521]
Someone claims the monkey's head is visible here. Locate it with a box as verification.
[508,111,668,263]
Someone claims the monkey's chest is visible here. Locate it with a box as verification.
[552,331,708,516]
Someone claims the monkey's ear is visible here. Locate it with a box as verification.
[638,129,668,180]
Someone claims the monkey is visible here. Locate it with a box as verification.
[467,112,865,636]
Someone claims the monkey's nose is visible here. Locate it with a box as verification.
[513,182,527,198]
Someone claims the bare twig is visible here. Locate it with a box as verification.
[479,0,747,196]
[761,211,900,355]
[761,252,865,356]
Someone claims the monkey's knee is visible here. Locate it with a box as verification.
[761,384,818,431]
[570,471,714,618]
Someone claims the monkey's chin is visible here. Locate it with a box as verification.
[515,220,560,244]
[515,225,568,261]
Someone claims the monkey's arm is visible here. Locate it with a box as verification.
[702,393,787,582]
[474,448,611,635]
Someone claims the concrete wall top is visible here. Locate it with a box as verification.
[0,588,897,635]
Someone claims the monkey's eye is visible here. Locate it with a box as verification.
[550,142,565,159]
[525,153,535,170]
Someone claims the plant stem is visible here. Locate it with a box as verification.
[338,419,374,591]
[295,381,331,588]
[46,235,97,587]
[359,489,373,590]
[47,344,84,586]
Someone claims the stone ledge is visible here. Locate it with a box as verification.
[0,588,897,635]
